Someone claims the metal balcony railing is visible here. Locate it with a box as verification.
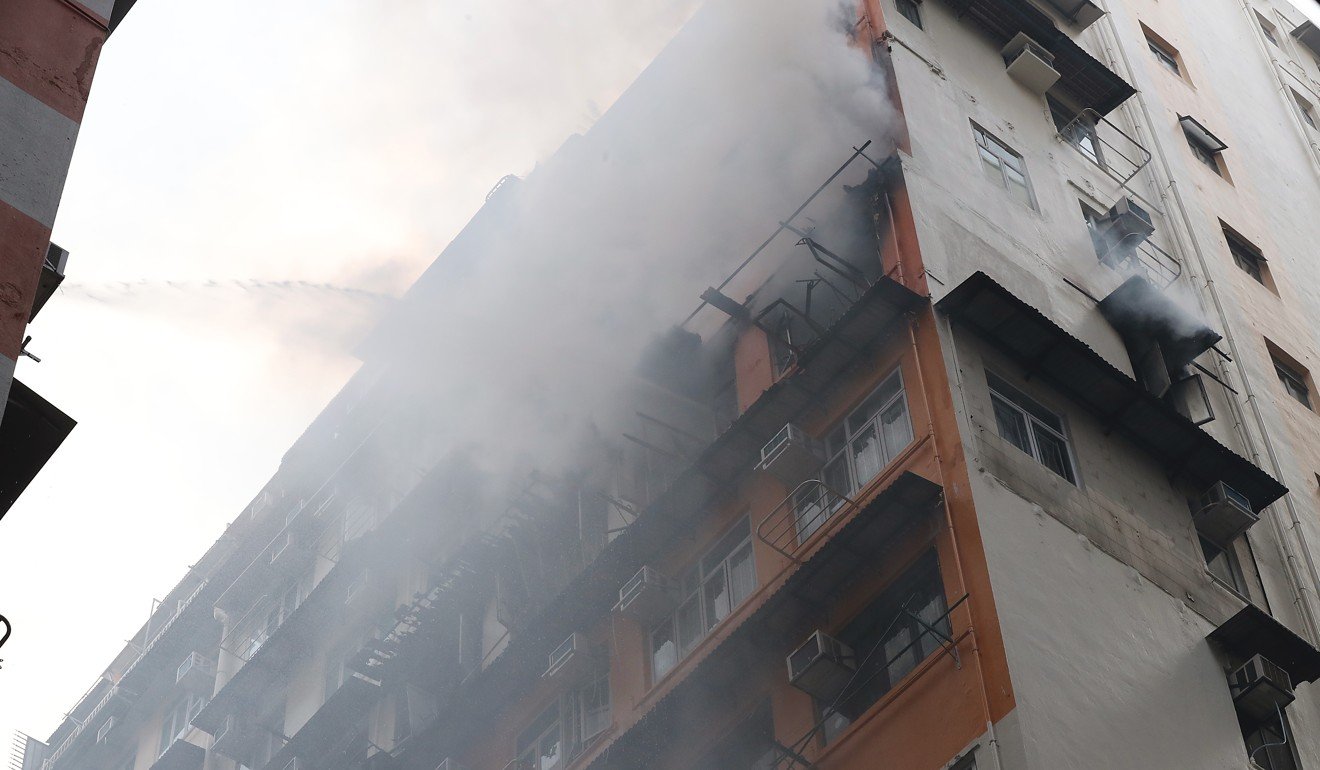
[1057,108,1153,197]
[755,480,859,564]
[43,580,208,769]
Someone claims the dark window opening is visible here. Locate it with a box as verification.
[1184,129,1223,175]
[1146,34,1182,75]
[818,552,949,744]
[1200,535,1247,595]
[1244,712,1301,770]
[1270,351,1312,409]
[693,703,779,770]
[1225,228,1266,284]
[896,0,923,29]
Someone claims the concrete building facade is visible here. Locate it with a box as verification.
[0,0,137,517]
[22,0,1320,769]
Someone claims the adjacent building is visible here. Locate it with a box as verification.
[22,0,1320,768]
[0,0,138,517]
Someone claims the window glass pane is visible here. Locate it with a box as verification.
[702,521,749,575]
[980,153,1004,186]
[702,568,732,632]
[823,453,851,497]
[849,422,884,490]
[651,621,677,679]
[991,396,1032,454]
[883,624,917,686]
[1032,425,1074,482]
[677,595,703,656]
[579,676,611,741]
[728,542,756,605]
[880,400,913,461]
[538,726,563,770]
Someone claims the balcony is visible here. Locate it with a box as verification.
[150,734,205,770]
[938,271,1286,512]
[265,670,382,769]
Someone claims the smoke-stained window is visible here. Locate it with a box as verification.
[793,369,913,541]
[986,372,1077,484]
[818,551,950,744]
[649,518,754,681]
[971,124,1035,209]
[511,669,611,770]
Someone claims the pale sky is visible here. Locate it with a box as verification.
[4,0,1320,752]
[0,0,699,743]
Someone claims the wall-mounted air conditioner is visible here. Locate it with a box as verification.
[1230,654,1294,723]
[95,717,114,744]
[1194,481,1258,546]
[176,651,217,692]
[544,632,588,681]
[1094,197,1155,266]
[614,566,678,624]
[787,630,856,703]
[1002,33,1060,95]
[1042,0,1105,30]
[757,423,823,484]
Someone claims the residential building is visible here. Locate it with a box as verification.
[22,0,1320,768]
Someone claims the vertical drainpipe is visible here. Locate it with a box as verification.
[1089,0,1320,643]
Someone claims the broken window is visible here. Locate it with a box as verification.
[986,372,1077,484]
[972,124,1034,208]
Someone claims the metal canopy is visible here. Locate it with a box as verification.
[1178,115,1229,153]
[941,0,1136,115]
[938,271,1286,512]
[0,378,75,519]
[1209,604,1320,684]
[581,472,943,770]
[1293,20,1320,57]
[150,739,205,770]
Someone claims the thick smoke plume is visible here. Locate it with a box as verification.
[370,0,896,505]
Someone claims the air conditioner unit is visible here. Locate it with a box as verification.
[787,630,856,703]
[436,760,468,770]
[1002,32,1060,95]
[614,566,679,624]
[1230,654,1295,723]
[757,423,824,484]
[1194,481,1258,546]
[544,632,588,681]
[1095,197,1155,266]
[176,652,217,692]
[95,717,114,744]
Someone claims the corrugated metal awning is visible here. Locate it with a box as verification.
[938,271,1286,512]
[1209,604,1320,684]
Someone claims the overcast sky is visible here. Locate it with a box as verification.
[5,0,1320,752]
[0,0,699,743]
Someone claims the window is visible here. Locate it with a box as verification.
[795,369,914,540]
[693,705,778,770]
[1223,227,1267,285]
[1200,535,1247,595]
[896,0,923,29]
[650,519,755,680]
[1293,91,1318,130]
[1081,203,1110,262]
[157,693,206,758]
[819,552,949,743]
[1050,98,1103,166]
[1184,126,1224,176]
[1272,353,1312,409]
[1145,31,1182,75]
[1244,712,1301,770]
[972,124,1034,208]
[512,673,611,770]
[987,372,1077,483]
[1258,14,1281,47]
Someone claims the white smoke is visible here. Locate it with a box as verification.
[375,0,897,492]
